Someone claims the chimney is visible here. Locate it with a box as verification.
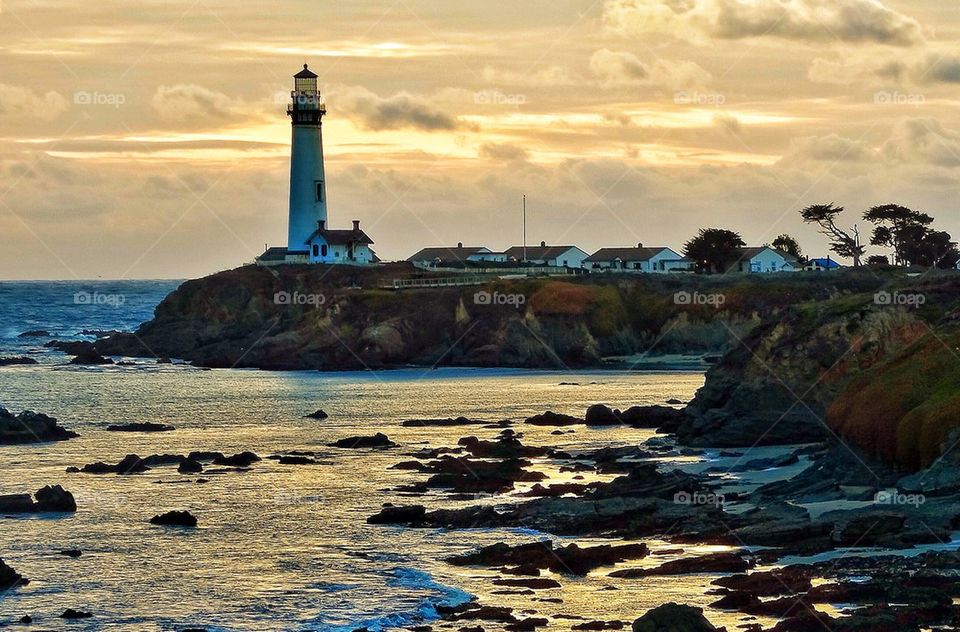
[457,242,463,248]
[352,220,360,231]
[540,240,546,247]
[317,220,325,230]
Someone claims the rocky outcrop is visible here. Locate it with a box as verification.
[0,357,38,366]
[91,263,880,370]
[632,603,718,632]
[150,510,197,527]
[0,407,78,444]
[678,274,960,470]
[106,422,175,432]
[0,559,27,591]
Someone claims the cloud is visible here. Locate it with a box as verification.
[151,84,238,123]
[604,0,924,46]
[331,85,472,132]
[589,49,712,90]
[479,142,529,161]
[0,84,68,120]
[809,52,960,87]
[882,118,960,167]
[779,133,879,165]
[480,65,579,87]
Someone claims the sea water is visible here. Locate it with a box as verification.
[0,280,732,631]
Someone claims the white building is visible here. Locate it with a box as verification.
[502,243,589,268]
[730,247,802,273]
[407,244,506,268]
[257,64,375,267]
[585,245,694,273]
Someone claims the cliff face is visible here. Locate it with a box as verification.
[95,263,882,371]
[679,274,960,471]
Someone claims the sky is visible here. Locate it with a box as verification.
[1,0,959,279]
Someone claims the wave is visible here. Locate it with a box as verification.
[315,567,472,632]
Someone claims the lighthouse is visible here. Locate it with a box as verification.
[257,64,375,267]
[286,64,327,253]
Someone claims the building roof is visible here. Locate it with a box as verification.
[808,257,841,269]
[256,246,288,262]
[407,246,489,264]
[294,64,318,79]
[502,245,584,261]
[739,246,802,265]
[305,228,374,246]
[585,246,686,263]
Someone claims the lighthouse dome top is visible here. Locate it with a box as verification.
[294,64,318,79]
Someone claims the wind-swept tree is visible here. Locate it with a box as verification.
[863,204,934,266]
[684,228,746,274]
[902,229,960,269]
[800,203,865,267]
[771,234,803,260]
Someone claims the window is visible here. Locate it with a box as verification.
[320,244,328,257]
[312,244,319,257]
[315,181,324,202]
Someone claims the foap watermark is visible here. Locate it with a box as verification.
[73,91,126,108]
[874,91,925,108]
[274,291,326,308]
[674,91,726,107]
[474,290,526,308]
[74,291,126,307]
[674,291,726,308]
[874,291,926,308]
[674,490,726,507]
[474,89,527,107]
[875,489,925,507]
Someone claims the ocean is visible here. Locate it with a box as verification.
[0,280,721,631]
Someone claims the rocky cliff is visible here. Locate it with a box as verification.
[678,273,960,471]
[94,263,880,371]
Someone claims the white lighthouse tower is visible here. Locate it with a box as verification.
[256,64,375,267]
[286,64,327,256]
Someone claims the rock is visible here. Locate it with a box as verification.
[0,357,38,366]
[0,486,76,513]
[0,494,38,513]
[305,409,329,420]
[0,407,78,444]
[585,404,621,425]
[458,431,549,459]
[525,411,583,426]
[150,510,197,527]
[105,422,175,432]
[610,552,753,578]
[366,504,426,524]
[328,433,397,449]
[69,351,114,365]
[157,356,173,364]
[19,615,32,624]
[632,603,717,632]
[492,577,560,590]
[402,416,487,427]
[584,404,686,430]
[58,550,82,558]
[34,485,77,512]
[212,451,261,467]
[79,454,150,475]
[0,559,27,590]
[59,609,93,619]
[187,451,225,462]
[448,541,649,576]
[18,329,50,338]
[178,459,203,474]
[666,398,685,405]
